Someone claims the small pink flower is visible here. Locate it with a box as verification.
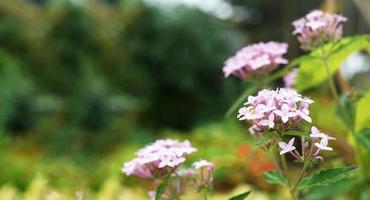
[259,113,275,128]
[314,138,333,151]
[278,138,296,155]
[310,126,323,138]
[310,126,336,140]
[296,110,312,123]
[237,107,264,120]
[274,104,297,123]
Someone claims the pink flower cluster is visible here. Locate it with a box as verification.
[279,126,335,161]
[283,68,299,88]
[293,10,347,51]
[223,42,288,80]
[122,139,197,179]
[237,88,313,135]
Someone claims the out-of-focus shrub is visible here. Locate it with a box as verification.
[0,50,38,134]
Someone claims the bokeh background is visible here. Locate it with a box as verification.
[0,0,369,199]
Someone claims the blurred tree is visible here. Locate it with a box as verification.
[119,3,241,129]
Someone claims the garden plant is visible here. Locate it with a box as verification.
[123,9,370,200]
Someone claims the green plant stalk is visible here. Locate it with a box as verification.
[272,146,285,180]
[272,144,295,199]
[321,49,369,178]
[280,153,291,187]
[322,56,340,102]
[225,84,259,117]
[290,162,308,200]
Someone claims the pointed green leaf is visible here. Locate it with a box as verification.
[302,178,359,200]
[297,167,360,190]
[295,35,370,91]
[262,171,286,185]
[228,191,252,200]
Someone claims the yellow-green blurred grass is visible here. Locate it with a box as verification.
[0,175,278,200]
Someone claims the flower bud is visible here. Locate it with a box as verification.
[193,160,214,190]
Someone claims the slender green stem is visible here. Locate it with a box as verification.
[272,142,296,199]
[272,145,285,178]
[225,84,259,117]
[319,45,339,102]
[290,162,308,200]
[320,48,349,135]
[322,56,339,102]
[280,153,291,188]
[265,57,303,83]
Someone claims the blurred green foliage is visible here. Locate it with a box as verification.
[0,0,242,136]
[0,0,246,195]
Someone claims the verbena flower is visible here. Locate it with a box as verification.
[292,10,347,51]
[122,139,197,179]
[279,126,335,161]
[223,42,288,80]
[283,68,299,88]
[238,88,313,135]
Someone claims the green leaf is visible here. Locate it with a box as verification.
[155,182,167,200]
[355,90,370,131]
[295,35,370,91]
[228,191,252,200]
[355,129,370,151]
[302,178,359,200]
[262,171,286,185]
[297,167,360,190]
[226,85,258,117]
